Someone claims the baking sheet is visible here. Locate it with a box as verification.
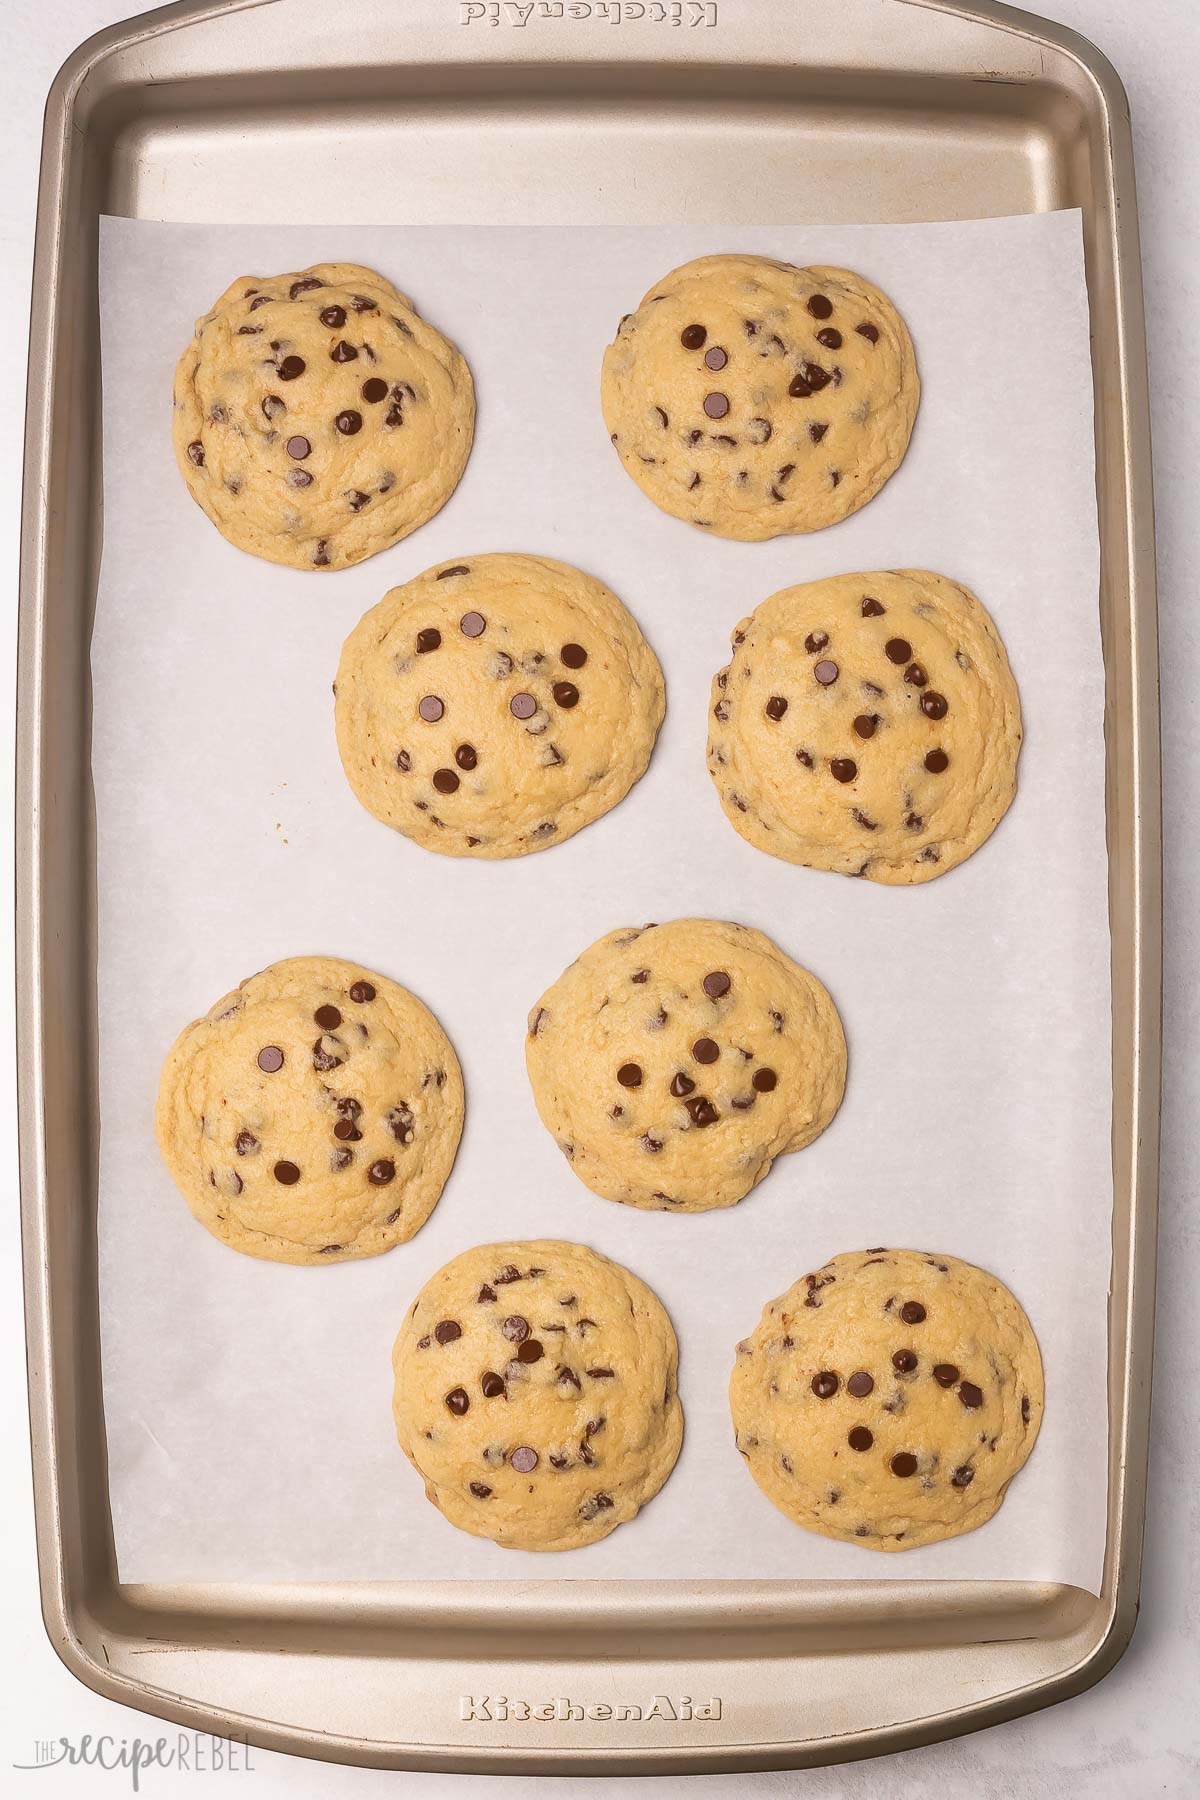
[94,212,1108,1592]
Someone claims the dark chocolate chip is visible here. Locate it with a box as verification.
[516,1338,544,1364]
[959,1381,984,1409]
[853,714,877,739]
[807,294,833,319]
[561,642,587,669]
[432,769,459,794]
[509,693,537,720]
[816,327,842,349]
[885,638,912,664]
[752,1067,777,1092]
[510,1446,538,1473]
[703,970,731,998]
[501,1315,530,1343]
[680,323,707,349]
[703,392,730,419]
[905,662,928,688]
[335,409,362,435]
[848,1426,873,1451]
[361,377,388,403]
[692,1037,719,1065]
[418,695,444,722]
[831,758,857,783]
[892,1349,918,1373]
[951,1465,975,1488]
[273,1160,300,1185]
[350,980,375,1003]
[434,1319,462,1345]
[454,743,477,771]
[319,304,347,328]
[921,691,949,720]
[814,659,839,686]
[257,1046,284,1073]
[890,1452,918,1477]
[277,355,305,380]
[811,1371,839,1398]
[925,749,949,773]
[847,1371,874,1397]
[861,596,885,617]
[617,1063,643,1088]
[186,440,205,466]
[368,1159,395,1185]
[933,1363,959,1387]
[314,1004,342,1030]
[417,627,442,653]
[235,1130,259,1155]
[856,322,880,343]
[481,1372,505,1398]
[670,1072,695,1097]
[899,1301,927,1324]
[445,1387,470,1416]
[552,681,579,709]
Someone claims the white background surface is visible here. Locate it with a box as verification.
[94,211,1107,1592]
[2,0,1198,1793]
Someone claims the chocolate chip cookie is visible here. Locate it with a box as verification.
[526,919,846,1212]
[708,569,1022,883]
[155,956,463,1263]
[730,1248,1043,1551]
[334,553,665,857]
[601,255,918,539]
[173,263,474,569]
[392,1240,683,1550]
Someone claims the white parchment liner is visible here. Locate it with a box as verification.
[95,214,1108,1590]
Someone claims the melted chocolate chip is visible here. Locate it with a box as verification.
[807,293,833,319]
[361,377,388,403]
[959,1381,984,1409]
[856,322,880,343]
[510,693,537,720]
[516,1338,544,1364]
[925,749,949,773]
[951,1465,975,1488]
[892,1349,918,1373]
[831,758,857,783]
[257,1046,284,1073]
[510,1446,538,1473]
[853,714,877,739]
[273,1160,300,1185]
[752,1067,777,1092]
[814,660,839,686]
[680,323,707,349]
[186,440,205,467]
[890,1452,918,1477]
[848,1426,873,1451]
[617,1063,643,1088]
[368,1159,395,1185]
[432,769,459,794]
[235,1130,259,1155]
[481,1371,506,1398]
[561,642,587,669]
[905,662,928,688]
[552,681,579,709]
[765,695,788,721]
[692,1037,719,1065]
[669,1072,695,1097]
[314,1004,342,1030]
[847,1371,874,1397]
[418,695,444,723]
[862,596,885,617]
[350,980,375,1003]
[434,1319,462,1344]
[703,970,731,999]
[885,638,912,664]
[811,1371,839,1398]
[685,1096,719,1128]
[277,355,305,380]
[899,1301,927,1324]
[335,409,362,435]
[501,1315,530,1343]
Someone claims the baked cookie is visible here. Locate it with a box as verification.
[156,956,463,1263]
[392,1240,683,1550]
[708,570,1021,883]
[334,553,665,858]
[730,1249,1043,1551]
[526,919,845,1212]
[173,262,474,570]
[601,255,918,539]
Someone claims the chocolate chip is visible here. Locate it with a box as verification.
[552,681,579,709]
[811,1371,839,1398]
[816,327,842,349]
[350,980,375,1003]
[703,971,731,999]
[516,1338,544,1364]
[418,695,444,722]
[469,1482,492,1498]
[329,341,358,365]
[349,295,378,314]
[313,541,330,567]
[287,470,312,489]
[314,1004,342,1030]
[921,691,949,720]
[368,1159,395,1185]
[892,1349,918,1373]
[235,1130,259,1155]
[395,749,412,771]
[501,1315,530,1344]
[905,662,928,688]
[752,1067,777,1092]
[862,596,885,617]
[560,642,587,669]
[885,638,912,664]
[704,345,728,371]
[764,695,788,721]
[959,1381,984,1409]
[685,1096,719,1127]
[454,613,486,644]
[587,1367,615,1379]
[335,409,362,435]
[680,323,707,349]
[186,440,205,466]
[951,1465,975,1488]
[445,1387,470,1416]
[703,392,729,419]
[853,714,877,739]
[931,1364,959,1389]
[856,322,880,343]
[319,304,347,328]
[890,1452,918,1477]
[899,1301,926,1324]
[432,769,459,794]
[808,422,828,444]
[807,294,833,319]
[798,360,829,390]
[312,1036,342,1073]
[814,659,839,686]
[510,1446,538,1473]
[448,744,476,775]
[788,372,812,398]
[333,1119,360,1142]
[508,692,537,721]
[692,1037,719,1065]
[481,1372,505,1398]
[805,631,830,654]
[831,758,857,783]
[617,1063,643,1088]
[257,1046,284,1073]
[669,1072,695,1098]
[435,1319,462,1345]
[273,1160,300,1185]
[277,355,305,380]
[417,627,442,653]
[361,377,388,403]
[924,749,949,773]
[848,1426,873,1451]
[847,1371,874,1397]
[289,276,323,299]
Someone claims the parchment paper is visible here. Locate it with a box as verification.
[95,213,1109,1592]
